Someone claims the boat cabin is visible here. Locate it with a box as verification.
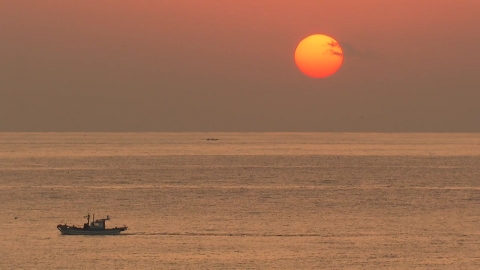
[83,214,110,230]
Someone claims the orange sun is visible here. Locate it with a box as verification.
[294,34,344,78]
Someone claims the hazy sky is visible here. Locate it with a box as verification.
[1,0,479,132]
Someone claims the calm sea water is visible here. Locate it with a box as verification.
[1,133,480,269]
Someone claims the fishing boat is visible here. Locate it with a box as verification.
[57,214,127,235]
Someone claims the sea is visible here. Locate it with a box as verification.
[1,132,479,269]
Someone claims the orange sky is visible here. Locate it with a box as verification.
[1,0,479,131]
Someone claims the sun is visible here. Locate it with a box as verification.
[294,34,344,78]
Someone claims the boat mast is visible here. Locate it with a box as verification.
[84,213,91,224]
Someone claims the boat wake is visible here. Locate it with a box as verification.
[124,232,323,237]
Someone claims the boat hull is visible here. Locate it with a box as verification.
[57,225,127,235]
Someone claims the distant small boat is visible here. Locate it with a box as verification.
[57,214,127,235]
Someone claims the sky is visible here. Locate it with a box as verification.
[1,0,479,132]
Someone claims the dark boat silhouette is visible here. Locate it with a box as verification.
[57,214,127,235]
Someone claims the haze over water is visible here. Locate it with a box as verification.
[1,133,480,269]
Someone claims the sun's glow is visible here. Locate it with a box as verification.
[294,34,344,78]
